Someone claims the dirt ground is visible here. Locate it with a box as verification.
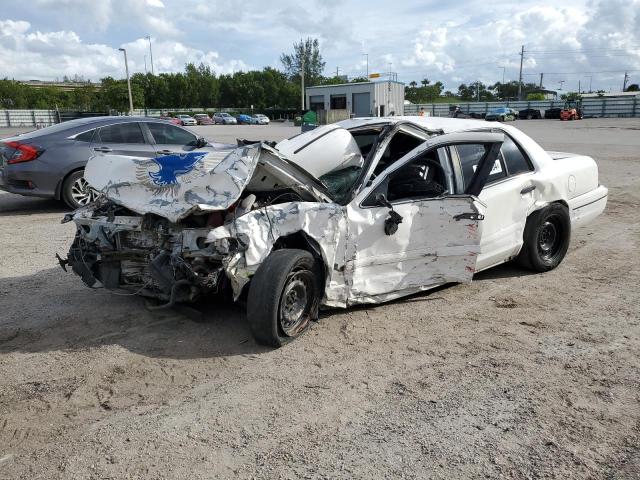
[0,119,638,479]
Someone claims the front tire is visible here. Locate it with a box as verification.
[517,203,571,272]
[247,249,321,347]
[62,170,98,209]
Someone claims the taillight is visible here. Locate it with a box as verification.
[4,141,42,164]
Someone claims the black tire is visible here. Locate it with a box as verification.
[247,249,321,347]
[517,203,571,272]
[61,170,98,209]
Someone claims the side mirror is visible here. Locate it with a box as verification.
[196,137,207,148]
[375,193,403,236]
[375,193,393,209]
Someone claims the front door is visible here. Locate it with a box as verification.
[344,132,504,303]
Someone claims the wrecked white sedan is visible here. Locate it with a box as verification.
[61,117,608,346]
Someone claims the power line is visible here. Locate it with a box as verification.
[522,69,639,76]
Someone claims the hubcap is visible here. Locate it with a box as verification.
[537,220,560,259]
[70,176,99,206]
[279,270,314,336]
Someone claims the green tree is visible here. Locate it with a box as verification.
[98,77,144,111]
[626,83,639,92]
[280,38,325,85]
[526,92,545,101]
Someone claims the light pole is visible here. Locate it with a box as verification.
[363,53,369,78]
[118,48,134,115]
[145,35,154,74]
[585,75,593,92]
[300,55,305,111]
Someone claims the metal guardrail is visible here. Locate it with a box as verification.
[405,98,640,118]
[0,110,58,128]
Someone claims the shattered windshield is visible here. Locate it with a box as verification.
[318,128,382,202]
[276,125,385,204]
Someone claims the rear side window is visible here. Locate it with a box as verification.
[456,143,506,190]
[98,123,145,144]
[500,136,533,175]
[75,129,96,142]
[147,122,197,145]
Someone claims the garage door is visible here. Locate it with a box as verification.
[352,92,371,117]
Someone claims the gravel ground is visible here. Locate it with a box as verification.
[0,119,638,479]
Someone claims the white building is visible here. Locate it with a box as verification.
[305,80,405,117]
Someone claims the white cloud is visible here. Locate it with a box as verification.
[1,0,639,91]
[0,20,248,81]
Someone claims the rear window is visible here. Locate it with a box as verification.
[500,135,533,175]
[75,129,96,142]
[456,143,506,190]
[98,123,145,144]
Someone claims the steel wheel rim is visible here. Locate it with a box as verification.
[70,176,98,206]
[279,269,314,336]
[537,219,561,260]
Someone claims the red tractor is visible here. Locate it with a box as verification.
[560,101,583,121]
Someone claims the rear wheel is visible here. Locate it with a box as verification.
[517,203,571,272]
[62,170,99,209]
[247,249,321,347]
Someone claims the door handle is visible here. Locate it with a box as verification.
[520,185,536,195]
[157,149,174,155]
[93,146,112,153]
[454,213,485,221]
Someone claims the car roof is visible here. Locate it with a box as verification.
[8,116,168,140]
[336,115,503,134]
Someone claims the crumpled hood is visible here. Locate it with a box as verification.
[85,145,261,222]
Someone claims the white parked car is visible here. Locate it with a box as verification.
[62,117,607,347]
[253,114,270,125]
[176,114,197,126]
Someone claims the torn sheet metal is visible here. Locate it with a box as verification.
[206,201,347,303]
[85,145,261,222]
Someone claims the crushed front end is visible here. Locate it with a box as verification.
[64,199,232,307]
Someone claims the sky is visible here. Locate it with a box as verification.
[1,0,639,93]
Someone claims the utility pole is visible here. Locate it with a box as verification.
[578,80,581,94]
[517,45,525,100]
[585,76,593,92]
[499,66,505,84]
[300,55,305,111]
[145,35,154,74]
[336,66,340,77]
[363,53,369,78]
[118,48,134,115]
[476,81,480,102]
[558,80,565,91]
[623,71,629,91]
[539,72,544,89]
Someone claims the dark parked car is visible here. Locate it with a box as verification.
[518,108,543,119]
[0,117,209,209]
[544,107,563,119]
[193,113,214,125]
[485,107,518,122]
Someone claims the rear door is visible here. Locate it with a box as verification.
[93,122,155,158]
[144,121,199,156]
[452,134,536,270]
